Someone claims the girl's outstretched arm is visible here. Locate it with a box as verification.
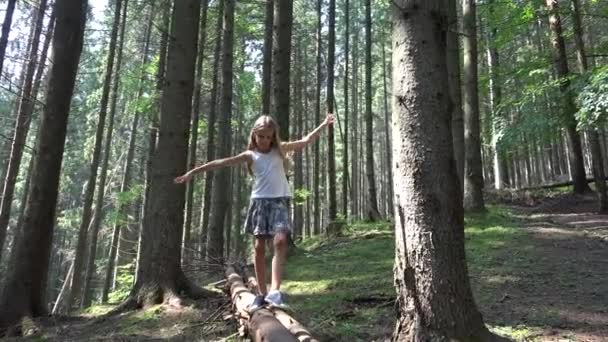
[174,151,253,184]
[282,113,335,152]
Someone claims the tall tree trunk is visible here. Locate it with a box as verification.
[545,0,589,194]
[13,6,56,242]
[103,0,154,303]
[391,2,497,339]
[183,0,209,263]
[447,0,464,193]
[381,31,394,217]
[293,40,304,239]
[68,0,123,311]
[342,0,350,218]
[138,0,170,283]
[364,0,380,221]
[0,0,48,263]
[272,0,293,139]
[206,0,235,263]
[570,0,606,211]
[313,0,322,234]
[327,0,337,221]
[129,0,205,307]
[351,10,359,220]
[261,0,273,114]
[0,0,86,331]
[199,0,223,252]
[486,3,509,190]
[462,0,485,211]
[0,0,17,77]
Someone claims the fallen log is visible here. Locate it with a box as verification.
[225,266,297,342]
[242,266,318,342]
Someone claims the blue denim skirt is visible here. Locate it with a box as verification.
[244,197,292,237]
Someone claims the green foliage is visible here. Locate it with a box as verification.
[108,263,135,303]
[293,187,311,205]
[576,66,608,128]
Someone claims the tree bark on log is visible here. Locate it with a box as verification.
[225,266,316,342]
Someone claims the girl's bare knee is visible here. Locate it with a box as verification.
[274,233,288,250]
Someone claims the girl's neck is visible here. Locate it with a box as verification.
[256,146,273,154]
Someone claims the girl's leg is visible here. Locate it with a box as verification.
[270,232,288,291]
[253,237,267,295]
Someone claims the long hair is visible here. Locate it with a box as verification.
[247,115,289,174]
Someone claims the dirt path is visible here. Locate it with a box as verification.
[481,194,608,341]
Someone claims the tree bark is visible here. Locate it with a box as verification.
[313,0,322,234]
[486,2,509,190]
[183,0,209,263]
[447,0,464,194]
[462,0,485,211]
[0,0,17,77]
[570,0,606,211]
[199,0,224,253]
[272,0,293,139]
[381,31,394,217]
[129,0,206,308]
[391,2,498,340]
[225,267,299,342]
[206,0,235,264]
[327,0,337,221]
[364,0,380,221]
[545,0,590,194]
[0,0,86,332]
[293,40,304,238]
[342,0,350,218]
[261,0,273,115]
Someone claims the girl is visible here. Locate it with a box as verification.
[175,113,335,311]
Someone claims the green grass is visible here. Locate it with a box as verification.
[117,304,164,335]
[283,208,543,341]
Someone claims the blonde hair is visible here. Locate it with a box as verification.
[247,115,290,174]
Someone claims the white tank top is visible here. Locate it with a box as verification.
[250,148,291,199]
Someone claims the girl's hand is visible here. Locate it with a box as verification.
[324,113,336,126]
[174,172,193,184]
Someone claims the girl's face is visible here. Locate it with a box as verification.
[254,127,274,152]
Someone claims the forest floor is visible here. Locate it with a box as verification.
[6,190,608,341]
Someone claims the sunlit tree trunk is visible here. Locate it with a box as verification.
[127,0,207,308]
[545,0,589,194]
[570,0,606,211]
[462,0,485,211]
[486,1,509,190]
[391,2,498,339]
